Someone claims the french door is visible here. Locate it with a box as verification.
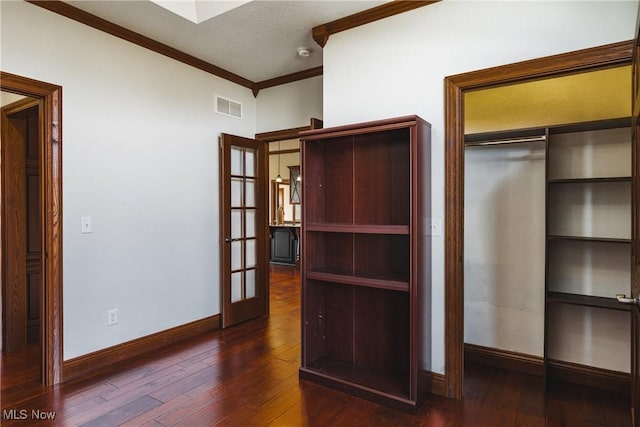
[219,133,268,328]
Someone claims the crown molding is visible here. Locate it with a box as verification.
[27,0,255,89]
[27,1,432,95]
[312,0,439,48]
[253,66,323,96]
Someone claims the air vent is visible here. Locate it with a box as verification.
[216,96,242,119]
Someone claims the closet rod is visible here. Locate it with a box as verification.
[465,135,546,147]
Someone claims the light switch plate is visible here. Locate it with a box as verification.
[81,217,92,234]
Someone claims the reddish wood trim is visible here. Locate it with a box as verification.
[310,118,323,130]
[1,71,63,386]
[269,148,300,156]
[465,344,629,395]
[26,2,327,94]
[255,118,322,143]
[444,41,634,400]
[444,76,465,400]
[419,369,446,397]
[447,40,633,90]
[312,1,439,48]
[256,126,309,143]
[547,359,630,395]
[465,343,544,377]
[26,0,255,91]
[63,315,220,383]
[253,67,323,97]
[22,2,443,94]
[29,0,438,94]
[300,115,421,139]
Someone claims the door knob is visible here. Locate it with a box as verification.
[616,294,640,306]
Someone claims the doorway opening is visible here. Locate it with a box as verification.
[443,41,633,399]
[0,72,63,386]
[1,95,42,391]
[255,118,321,305]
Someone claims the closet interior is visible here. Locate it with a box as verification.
[463,64,632,391]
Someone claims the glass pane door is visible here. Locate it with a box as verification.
[230,145,258,303]
[220,133,267,328]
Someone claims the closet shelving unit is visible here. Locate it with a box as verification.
[545,117,631,313]
[298,115,431,413]
[544,117,631,390]
[464,116,631,390]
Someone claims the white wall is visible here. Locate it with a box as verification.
[1,1,257,359]
[322,0,638,374]
[256,76,322,133]
[465,142,546,356]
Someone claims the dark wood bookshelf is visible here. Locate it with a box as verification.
[299,115,431,413]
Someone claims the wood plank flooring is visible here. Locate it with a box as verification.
[1,264,631,426]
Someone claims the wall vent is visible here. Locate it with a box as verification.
[216,96,242,119]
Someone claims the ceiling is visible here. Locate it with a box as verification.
[465,65,631,134]
[62,1,388,84]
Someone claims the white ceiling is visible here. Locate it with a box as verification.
[64,1,388,83]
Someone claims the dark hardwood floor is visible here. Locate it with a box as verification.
[1,264,631,426]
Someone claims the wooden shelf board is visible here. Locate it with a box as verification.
[548,177,631,184]
[547,235,631,244]
[464,127,546,145]
[305,223,410,234]
[306,270,409,292]
[300,358,413,404]
[548,117,631,135]
[547,291,630,311]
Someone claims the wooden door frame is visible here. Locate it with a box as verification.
[1,71,63,386]
[443,41,633,399]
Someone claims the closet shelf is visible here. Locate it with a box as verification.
[464,127,546,146]
[548,116,630,134]
[547,235,630,244]
[547,291,631,311]
[548,177,631,184]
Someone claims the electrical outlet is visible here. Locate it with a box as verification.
[107,309,118,326]
[427,218,442,236]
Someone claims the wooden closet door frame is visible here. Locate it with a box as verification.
[1,71,63,386]
[443,41,633,399]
